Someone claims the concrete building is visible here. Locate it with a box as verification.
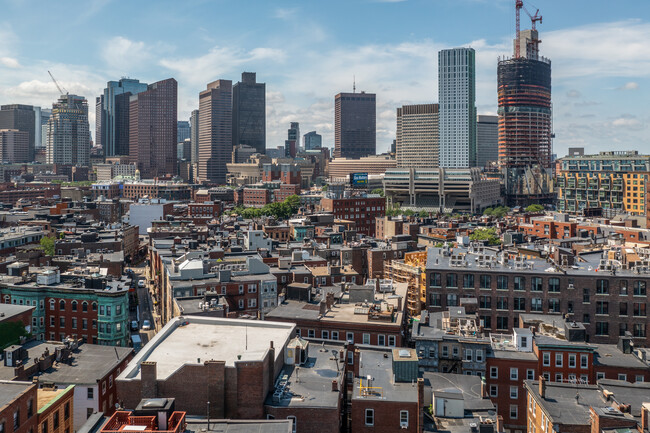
[231,144,257,163]
[129,200,173,235]
[383,167,501,213]
[284,122,299,158]
[177,120,190,144]
[328,155,396,180]
[46,95,90,166]
[39,109,51,149]
[198,79,232,184]
[189,109,199,165]
[438,48,476,168]
[0,104,35,162]
[101,78,148,156]
[128,79,178,179]
[232,72,265,154]
[303,131,322,151]
[0,129,30,163]
[396,103,439,169]
[334,91,376,159]
[477,114,498,168]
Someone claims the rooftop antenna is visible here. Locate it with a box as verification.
[353,75,356,93]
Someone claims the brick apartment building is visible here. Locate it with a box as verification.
[320,195,386,237]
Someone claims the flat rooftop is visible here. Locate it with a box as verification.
[185,418,292,433]
[352,348,418,403]
[0,380,32,409]
[0,303,35,322]
[120,316,294,380]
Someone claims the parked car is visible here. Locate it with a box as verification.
[142,320,151,330]
[130,321,139,332]
[138,279,145,288]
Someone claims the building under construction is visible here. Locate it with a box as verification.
[497,2,554,206]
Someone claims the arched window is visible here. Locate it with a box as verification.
[82,302,88,312]
[59,300,65,311]
[4,295,10,304]
[92,302,98,311]
[71,301,78,312]
[49,299,55,310]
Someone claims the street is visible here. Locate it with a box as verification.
[127,264,156,346]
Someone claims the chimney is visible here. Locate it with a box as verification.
[481,376,486,398]
[331,380,338,392]
[141,361,158,398]
[319,300,327,316]
[496,415,504,433]
[539,376,546,399]
[641,405,649,433]
[397,296,402,311]
[339,349,345,363]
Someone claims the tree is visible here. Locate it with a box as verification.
[284,195,301,213]
[470,227,501,245]
[418,210,428,218]
[526,204,545,213]
[371,188,385,197]
[321,185,328,191]
[40,236,55,256]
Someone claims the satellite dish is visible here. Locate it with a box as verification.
[331,349,338,356]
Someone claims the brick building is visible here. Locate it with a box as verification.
[320,195,386,237]
[242,188,271,207]
[187,201,221,219]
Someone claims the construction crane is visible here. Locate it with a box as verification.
[48,70,68,96]
[514,0,542,59]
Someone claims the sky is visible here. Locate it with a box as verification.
[1,0,650,157]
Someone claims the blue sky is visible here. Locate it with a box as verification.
[1,0,650,156]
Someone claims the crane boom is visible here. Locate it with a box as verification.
[48,70,68,95]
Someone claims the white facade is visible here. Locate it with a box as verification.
[46,95,90,166]
[438,48,476,169]
[130,201,168,235]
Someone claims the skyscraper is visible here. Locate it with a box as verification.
[177,121,190,143]
[232,72,265,154]
[334,91,376,159]
[39,109,51,148]
[303,131,322,151]
[0,129,30,163]
[129,78,177,179]
[0,104,36,162]
[190,109,199,165]
[438,48,477,168]
[102,78,148,156]
[198,79,232,184]
[396,103,439,169]
[285,122,299,158]
[476,115,498,168]
[46,94,90,166]
[498,23,553,205]
[95,96,103,150]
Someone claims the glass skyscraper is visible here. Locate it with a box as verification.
[101,78,148,156]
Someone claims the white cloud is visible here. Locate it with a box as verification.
[273,8,297,20]
[102,36,153,74]
[0,57,20,68]
[619,81,639,90]
[612,116,642,128]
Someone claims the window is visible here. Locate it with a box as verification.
[497,276,508,290]
[596,372,605,380]
[479,296,491,309]
[548,278,560,293]
[548,298,560,313]
[82,301,88,312]
[620,303,628,316]
[580,355,588,369]
[634,281,646,296]
[430,293,441,307]
[475,349,483,362]
[510,368,518,380]
[596,301,609,315]
[363,333,370,345]
[489,385,498,397]
[465,349,473,361]
[555,373,563,382]
[617,373,627,381]
[496,316,508,330]
[596,279,609,295]
[555,353,563,367]
[27,399,33,418]
[446,273,457,288]
[59,300,65,311]
[633,302,647,317]
[377,335,385,346]
[568,354,576,368]
[53,412,59,429]
[596,322,609,336]
[490,367,498,379]
[92,302,97,311]
[510,405,518,420]
[247,298,256,308]
[531,298,543,312]
[430,273,441,287]
[542,353,550,366]
[514,297,526,311]
[400,411,409,428]
[287,416,296,433]
[497,297,508,310]
[13,409,20,430]
[447,294,458,307]
[346,332,354,343]
[531,277,542,292]
[514,276,525,291]
[49,299,55,310]
[463,274,474,288]
[71,301,77,311]
[583,288,590,304]
[365,409,374,426]
[480,275,491,289]
[442,346,449,358]
[308,329,315,338]
[510,386,518,399]
[322,330,330,339]
[332,331,339,340]
[527,369,535,380]
[41,421,47,433]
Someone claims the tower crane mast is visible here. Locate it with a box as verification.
[48,70,68,96]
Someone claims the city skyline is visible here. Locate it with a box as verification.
[0,1,649,156]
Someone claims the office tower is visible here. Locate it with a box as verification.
[190,109,199,164]
[438,48,477,168]
[303,131,322,151]
[178,138,191,161]
[390,139,396,154]
[285,122,300,158]
[498,17,552,205]
[476,115,498,168]
[396,103,439,169]
[0,129,30,163]
[177,120,190,143]
[334,91,376,159]
[0,104,36,162]
[40,109,51,148]
[232,72,265,154]
[95,96,104,150]
[198,79,232,184]
[33,107,43,151]
[129,78,178,179]
[102,78,148,156]
[46,94,90,165]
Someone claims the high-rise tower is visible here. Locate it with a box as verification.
[334,91,376,159]
[128,78,177,178]
[0,104,36,162]
[396,104,439,169]
[498,2,553,205]
[232,72,265,154]
[46,95,90,165]
[190,109,199,165]
[198,79,232,184]
[438,48,477,168]
[101,78,149,157]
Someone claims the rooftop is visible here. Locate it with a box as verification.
[352,348,418,403]
[119,316,294,381]
[0,380,33,410]
[184,418,292,433]
[0,303,35,322]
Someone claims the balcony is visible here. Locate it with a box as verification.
[102,412,186,433]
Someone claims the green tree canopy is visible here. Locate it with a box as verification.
[40,236,55,256]
[371,188,385,197]
[469,227,501,245]
[525,204,545,213]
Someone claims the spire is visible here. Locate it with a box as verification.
[353,75,356,93]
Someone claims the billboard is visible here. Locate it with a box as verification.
[350,172,368,186]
